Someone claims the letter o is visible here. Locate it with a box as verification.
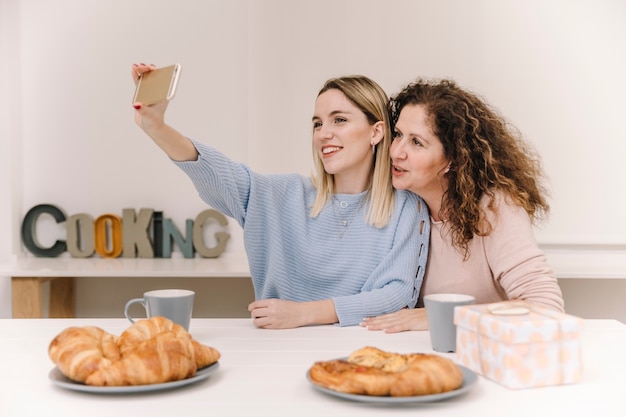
[94,214,123,258]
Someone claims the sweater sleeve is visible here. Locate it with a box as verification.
[484,194,565,312]
[332,192,430,326]
[171,139,251,226]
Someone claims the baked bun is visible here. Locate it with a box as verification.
[308,346,463,396]
[48,326,120,383]
[48,316,220,386]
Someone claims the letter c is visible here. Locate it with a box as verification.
[21,204,67,257]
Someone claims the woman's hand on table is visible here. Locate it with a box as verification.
[248,299,309,329]
[360,307,428,333]
[248,298,338,329]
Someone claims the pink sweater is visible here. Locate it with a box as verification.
[418,192,565,312]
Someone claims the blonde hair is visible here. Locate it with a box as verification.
[310,75,395,228]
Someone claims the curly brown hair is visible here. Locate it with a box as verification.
[389,78,550,258]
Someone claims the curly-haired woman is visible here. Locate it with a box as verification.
[362,78,564,333]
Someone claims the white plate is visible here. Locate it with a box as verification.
[308,362,477,403]
[49,362,219,394]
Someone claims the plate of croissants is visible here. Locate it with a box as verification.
[307,346,477,403]
[48,316,221,393]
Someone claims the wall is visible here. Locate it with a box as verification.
[0,0,17,318]
[1,0,625,320]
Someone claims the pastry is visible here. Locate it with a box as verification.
[85,330,197,386]
[48,316,220,386]
[308,346,463,396]
[48,326,120,383]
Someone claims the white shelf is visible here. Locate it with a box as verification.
[2,246,625,280]
[0,255,251,278]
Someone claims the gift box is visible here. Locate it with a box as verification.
[454,301,583,389]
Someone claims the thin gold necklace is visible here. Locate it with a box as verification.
[331,195,366,239]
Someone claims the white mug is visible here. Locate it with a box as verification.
[124,289,195,331]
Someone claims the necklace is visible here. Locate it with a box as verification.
[331,195,366,239]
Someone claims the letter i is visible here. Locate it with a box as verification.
[153,211,163,258]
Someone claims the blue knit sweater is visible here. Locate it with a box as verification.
[175,140,430,326]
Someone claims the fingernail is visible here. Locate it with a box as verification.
[133,104,141,110]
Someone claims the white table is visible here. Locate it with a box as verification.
[0,318,624,417]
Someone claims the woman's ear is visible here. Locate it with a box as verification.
[444,162,451,173]
[370,121,384,146]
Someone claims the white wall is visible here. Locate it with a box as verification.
[2,0,625,319]
[0,0,17,318]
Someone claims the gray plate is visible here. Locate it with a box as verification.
[49,361,219,394]
[308,362,477,403]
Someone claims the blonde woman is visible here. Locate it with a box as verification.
[132,64,429,329]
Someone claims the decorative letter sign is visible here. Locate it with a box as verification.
[20,204,231,259]
[21,204,68,257]
[122,208,154,258]
[66,213,95,258]
[94,214,123,258]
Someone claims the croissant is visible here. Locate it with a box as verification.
[192,339,222,368]
[309,346,463,397]
[86,330,197,386]
[48,326,120,383]
[117,316,189,355]
[48,317,221,386]
[117,316,221,368]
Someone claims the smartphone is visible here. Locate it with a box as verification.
[132,64,181,105]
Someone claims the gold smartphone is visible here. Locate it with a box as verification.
[132,64,182,105]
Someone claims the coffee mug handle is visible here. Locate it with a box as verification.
[124,298,146,323]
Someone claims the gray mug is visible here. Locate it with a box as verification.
[424,293,475,353]
[124,289,195,331]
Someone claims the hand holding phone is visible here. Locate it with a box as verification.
[133,64,181,105]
